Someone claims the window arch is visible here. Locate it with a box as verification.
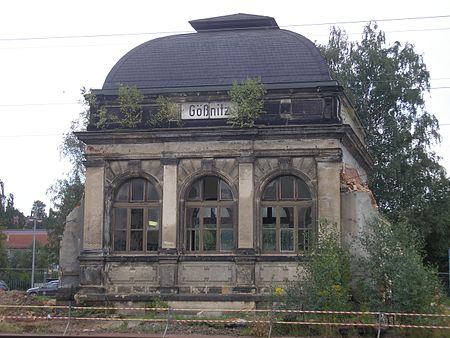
[112,178,160,252]
[185,176,235,252]
[261,175,314,252]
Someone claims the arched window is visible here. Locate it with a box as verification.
[112,178,160,252]
[185,176,235,252]
[261,175,314,252]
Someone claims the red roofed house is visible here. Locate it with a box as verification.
[2,230,48,255]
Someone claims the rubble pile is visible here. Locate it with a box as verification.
[340,168,378,208]
[0,290,52,317]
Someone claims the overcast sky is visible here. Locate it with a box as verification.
[1,0,449,214]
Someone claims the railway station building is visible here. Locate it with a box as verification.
[60,13,375,307]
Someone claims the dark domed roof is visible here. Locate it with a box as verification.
[102,14,334,92]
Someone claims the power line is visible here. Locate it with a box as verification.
[0,14,449,42]
[0,102,81,107]
[1,101,90,108]
[0,133,64,138]
[0,30,186,42]
[285,14,450,27]
[1,25,450,51]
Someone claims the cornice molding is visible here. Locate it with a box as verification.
[76,124,372,172]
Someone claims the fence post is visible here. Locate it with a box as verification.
[163,306,171,338]
[377,311,385,338]
[267,302,274,338]
[63,301,72,336]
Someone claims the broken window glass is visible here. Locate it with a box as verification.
[112,178,160,253]
[204,176,218,200]
[261,176,314,253]
[185,176,235,252]
[262,207,276,251]
[220,207,233,251]
[203,230,217,251]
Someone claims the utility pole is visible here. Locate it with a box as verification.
[30,211,37,288]
[29,202,45,288]
[30,210,43,288]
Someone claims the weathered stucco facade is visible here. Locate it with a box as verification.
[60,13,374,306]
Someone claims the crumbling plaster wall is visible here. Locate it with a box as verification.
[74,133,356,297]
[340,190,377,259]
[59,198,84,288]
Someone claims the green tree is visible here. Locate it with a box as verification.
[357,217,442,314]
[94,85,144,129]
[150,96,181,127]
[31,200,47,220]
[60,87,90,179]
[408,179,450,272]
[46,175,84,263]
[118,85,144,128]
[46,88,88,263]
[320,24,450,270]
[228,77,266,128]
[8,243,49,270]
[0,179,25,229]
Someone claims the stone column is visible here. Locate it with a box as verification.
[161,158,178,249]
[237,157,254,249]
[317,158,341,231]
[79,160,105,294]
[235,156,256,293]
[82,160,105,251]
[159,157,179,293]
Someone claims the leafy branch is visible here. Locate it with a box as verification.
[118,85,144,128]
[150,96,181,127]
[227,77,266,128]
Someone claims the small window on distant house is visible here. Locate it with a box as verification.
[261,175,314,253]
[112,178,160,252]
[185,176,235,252]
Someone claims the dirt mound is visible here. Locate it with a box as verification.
[0,290,54,316]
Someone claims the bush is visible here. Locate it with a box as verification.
[284,222,352,312]
[118,85,144,128]
[356,216,443,314]
[150,96,181,127]
[227,77,266,128]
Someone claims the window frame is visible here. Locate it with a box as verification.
[260,175,315,253]
[184,176,236,253]
[111,178,161,253]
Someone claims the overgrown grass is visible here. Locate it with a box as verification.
[0,321,24,333]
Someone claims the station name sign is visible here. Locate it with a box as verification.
[181,102,231,120]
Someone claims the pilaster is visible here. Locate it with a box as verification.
[237,156,254,249]
[161,157,178,249]
[83,160,104,251]
[317,158,341,231]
